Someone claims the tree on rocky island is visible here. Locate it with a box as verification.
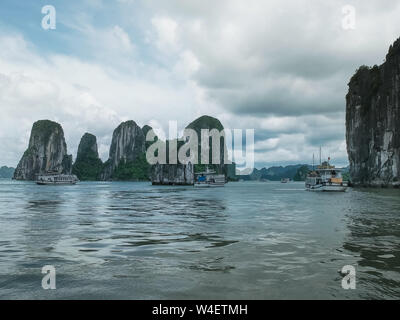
[72,133,103,181]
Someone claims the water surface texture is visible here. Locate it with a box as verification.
[0,180,399,299]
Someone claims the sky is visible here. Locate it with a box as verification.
[1,0,400,169]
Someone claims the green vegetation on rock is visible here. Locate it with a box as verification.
[142,125,158,150]
[72,133,103,181]
[342,171,350,182]
[14,119,72,180]
[186,115,224,132]
[186,115,226,175]
[346,37,400,186]
[31,120,63,149]
[111,153,150,181]
[293,165,309,181]
[72,157,103,181]
[245,164,309,181]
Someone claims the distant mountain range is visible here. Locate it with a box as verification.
[239,165,311,181]
[240,164,349,181]
[0,166,15,179]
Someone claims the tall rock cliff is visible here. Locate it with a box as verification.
[150,115,229,185]
[186,115,228,175]
[101,120,146,180]
[13,120,72,180]
[346,38,400,187]
[72,133,103,181]
[149,134,195,185]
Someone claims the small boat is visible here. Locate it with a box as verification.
[194,168,225,187]
[281,178,290,183]
[305,161,347,192]
[36,172,79,185]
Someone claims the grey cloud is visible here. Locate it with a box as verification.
[143,0,400,117]
[2,0,399,168]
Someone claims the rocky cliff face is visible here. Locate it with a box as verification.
[14,120,72,180]
[72,133,103,181]
[101,120,146,180]
[186,115,228,175]
[142,125,153,139]
[151,162,194,185]
[346,38,400,187]
[150,115,228,185]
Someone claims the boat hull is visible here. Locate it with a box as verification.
[194,183,210,188]
[194,182,225,188]
[36,181,77,185]
[306,184,347,192]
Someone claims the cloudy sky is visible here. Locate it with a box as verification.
[1,0,399,169]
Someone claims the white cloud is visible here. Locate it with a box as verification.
[0,31,217,166]
[151,16,179,52]
[2,0,400,168]
[110,25,134,52]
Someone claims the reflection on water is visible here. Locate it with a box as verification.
[342,189,400,299]
[0,180,399,299]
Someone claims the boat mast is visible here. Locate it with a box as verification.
[319,146,322,165]
[312,153,315,171]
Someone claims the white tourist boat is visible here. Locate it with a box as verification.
[305,161,347,192]
[36,172,79,185]
[194,168,226,187]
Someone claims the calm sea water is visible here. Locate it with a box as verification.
[0,179,399,300]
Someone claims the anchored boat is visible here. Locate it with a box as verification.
[36,172,79,185]
[194,168,225,187]
[305,161,347,192]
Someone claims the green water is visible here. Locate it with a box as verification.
[0,180,399,299]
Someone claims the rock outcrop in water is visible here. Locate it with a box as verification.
[13,116,233,183]
[150,115,229,185]
[186,115,228,175]
[72,133,103,181]
[151,162,194,185]
[101,120,146,180]
[346,37,400,187]
[13,120,72,180]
